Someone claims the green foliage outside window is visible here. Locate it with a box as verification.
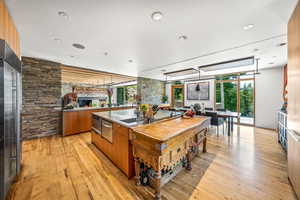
[117,87,124,105]
[240,83,254,117]
[216,81,254,117]
[174,88,183,101]
[117,85,137,105]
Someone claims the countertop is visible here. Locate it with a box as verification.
[132,116,210,142]
[92,109,182,128]
[63,105,135,112]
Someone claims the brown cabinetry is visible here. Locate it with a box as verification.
[63,111,80,135]
[91,122,134,178]
[63,107,133,136]
[0,0,20,57]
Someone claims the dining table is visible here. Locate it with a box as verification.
[216,111,239,136]
[169,107,239,136]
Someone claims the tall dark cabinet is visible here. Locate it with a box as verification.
[0,40,22,200]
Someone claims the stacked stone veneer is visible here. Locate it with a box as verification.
[22,57,62,140]
[137,77,165,105]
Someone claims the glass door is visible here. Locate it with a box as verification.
[171,85,184,107]
[239,79,255,125]
[215,73,255,125]
[216,81,238,113]
[117,87,124,105]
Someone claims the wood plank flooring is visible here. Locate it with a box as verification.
[8,126,297,200]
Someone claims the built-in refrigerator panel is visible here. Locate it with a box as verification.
[0,40,21,200]
[288,129,300,199]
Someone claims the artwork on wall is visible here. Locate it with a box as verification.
[187,82,210,100]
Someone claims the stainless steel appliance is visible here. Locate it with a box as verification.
[102,120,113,143]
[92,115,101,134]
[0,40,22,200]
[288,129,300,199]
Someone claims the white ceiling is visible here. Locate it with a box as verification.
[6,0,298,80]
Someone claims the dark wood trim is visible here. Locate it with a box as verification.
[164,68,199,76]
[198,56,254,69]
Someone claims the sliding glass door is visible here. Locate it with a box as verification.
[215,74,255,125]
[239,79,254,125]
[216,81,237,113]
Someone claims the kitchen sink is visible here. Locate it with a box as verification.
[120,118,140,123]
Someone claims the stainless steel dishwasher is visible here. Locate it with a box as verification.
[102,120,113,143]
[287,129,300,199]
[92,115,101,134]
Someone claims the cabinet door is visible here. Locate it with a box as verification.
[113,123,129,175]
[79,110,92,132]
[63,112,80,135]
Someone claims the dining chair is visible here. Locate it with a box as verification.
[216,108,227,128]
[205,111,225,136]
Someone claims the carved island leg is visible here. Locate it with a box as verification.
[154,171,162,200]
[186,149,192,171]
[134,158,141,186]
[203,129,207,153]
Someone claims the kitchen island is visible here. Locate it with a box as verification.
[91,109,210,199]
[131,116,210,199]
[91,109,182,178]
[62,105,135,136]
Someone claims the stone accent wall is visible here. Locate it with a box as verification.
[137,77,165,105]
[22,57,62,140]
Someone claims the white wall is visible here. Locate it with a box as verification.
[165,80,215,108]
[255,67,284,129]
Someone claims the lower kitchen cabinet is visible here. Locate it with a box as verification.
[91,123,135,178]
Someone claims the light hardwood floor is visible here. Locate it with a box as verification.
[8,126,297,200]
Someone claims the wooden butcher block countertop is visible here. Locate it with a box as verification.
[132,116,210,142]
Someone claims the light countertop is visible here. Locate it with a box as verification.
[63,105,135,112]
[92,109,182,127]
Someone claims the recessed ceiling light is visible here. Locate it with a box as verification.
[128,59,133,63]
[53,38,62,43]
[72,43,85,50]
[179,35,188,40]
[104,52,108,56]
[151,11,163,21]
[243,24,254,30]
[58,11,69,19]
[269,62,274,65]
[253,48,259,52]
[273,56,277,58]
[161,69,166,73]
[278,42,287,47]
[70,55,75,58]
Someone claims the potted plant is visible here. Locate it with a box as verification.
[140,104,148,118]
[162,95,168,103]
